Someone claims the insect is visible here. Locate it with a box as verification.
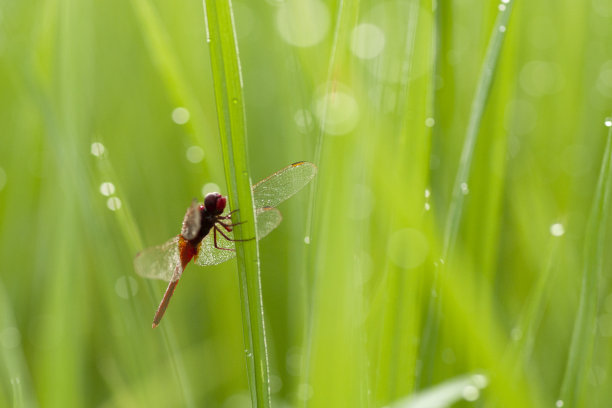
[134,161,317,328]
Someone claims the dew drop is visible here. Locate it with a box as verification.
[499,25,506,32]
[313,86,360,136]
[115,276,139,299]
[424,203,431,211]
[460,182,469,194]
[350,23,386,60]
[304,236,311,244]
[201,182,220,197]
[550,223,565,237]
[172,107,190,125]
[556,400,564,407]
[91,142,105,157]
[462,385,480,401]
[186,146,205,163]
[425,117,435,127]
[99,182,116,196]
[605,117,612,127]
[501,0,510,3]
[107,197,122,211]
[498,4,506,11]
[472,374,489,388]
[425,189,431,198]
[270,374,283,393]
[276,0,330,47]
[296,383,314,401]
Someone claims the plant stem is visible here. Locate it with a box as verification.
[202,1,270,407]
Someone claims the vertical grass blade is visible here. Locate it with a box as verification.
[560,123,612,406]
[419,0,514,386]
[202,1,270,407]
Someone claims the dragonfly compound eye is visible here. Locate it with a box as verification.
[215,195,227,213]
[204,192,221,213]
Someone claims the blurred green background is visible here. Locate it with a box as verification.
[1,0,612,407]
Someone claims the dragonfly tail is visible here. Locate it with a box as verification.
[152,272,181,328]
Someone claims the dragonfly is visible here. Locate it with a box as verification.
[134,161,317,328]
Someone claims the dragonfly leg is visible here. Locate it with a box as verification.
[220,209,239,220]
[213,226,235,251]
[216,219,246,232]
[214,224,253,246]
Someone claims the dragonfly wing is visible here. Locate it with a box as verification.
[194,228,236,266]
[255,207,282,239]
[181,199,201,240]
[134,236,182,282]
[252,161,317,209]
[194,207,283,267]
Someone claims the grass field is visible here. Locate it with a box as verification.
[1,0,612,407]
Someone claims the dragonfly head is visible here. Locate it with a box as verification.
[204,192,227,215]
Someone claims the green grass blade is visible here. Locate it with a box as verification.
[419,0,514,386]
[442,0,514,261]
[560,123,612,406]
[202,1,270,407]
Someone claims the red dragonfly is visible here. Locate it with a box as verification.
[134,161,317,328]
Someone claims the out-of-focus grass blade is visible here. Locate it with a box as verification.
[387,373,488,408]
[0,281,37,408]
[129,0,209,147]
[420,0,514,385]
[203,1,271,407]
[560,123,612,406]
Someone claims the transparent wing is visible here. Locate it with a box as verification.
[252,161,317,209]
[181,199,201,240]
[133,236,182,282]
[194,207,282,267]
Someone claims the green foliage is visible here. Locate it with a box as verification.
[1,0,612,407]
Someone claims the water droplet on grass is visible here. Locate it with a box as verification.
[297,383,313,400]
[550,223,565,236]
[276,0,330,47]
[350,23,386,59]
[100,182,115,196]
[202,183,220,197]
[186,146,204,163]
[172,107,190,125]
[115,276,139,299]
[462,385,480,401]
[91,142,105,157]
[107,197,122,211]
